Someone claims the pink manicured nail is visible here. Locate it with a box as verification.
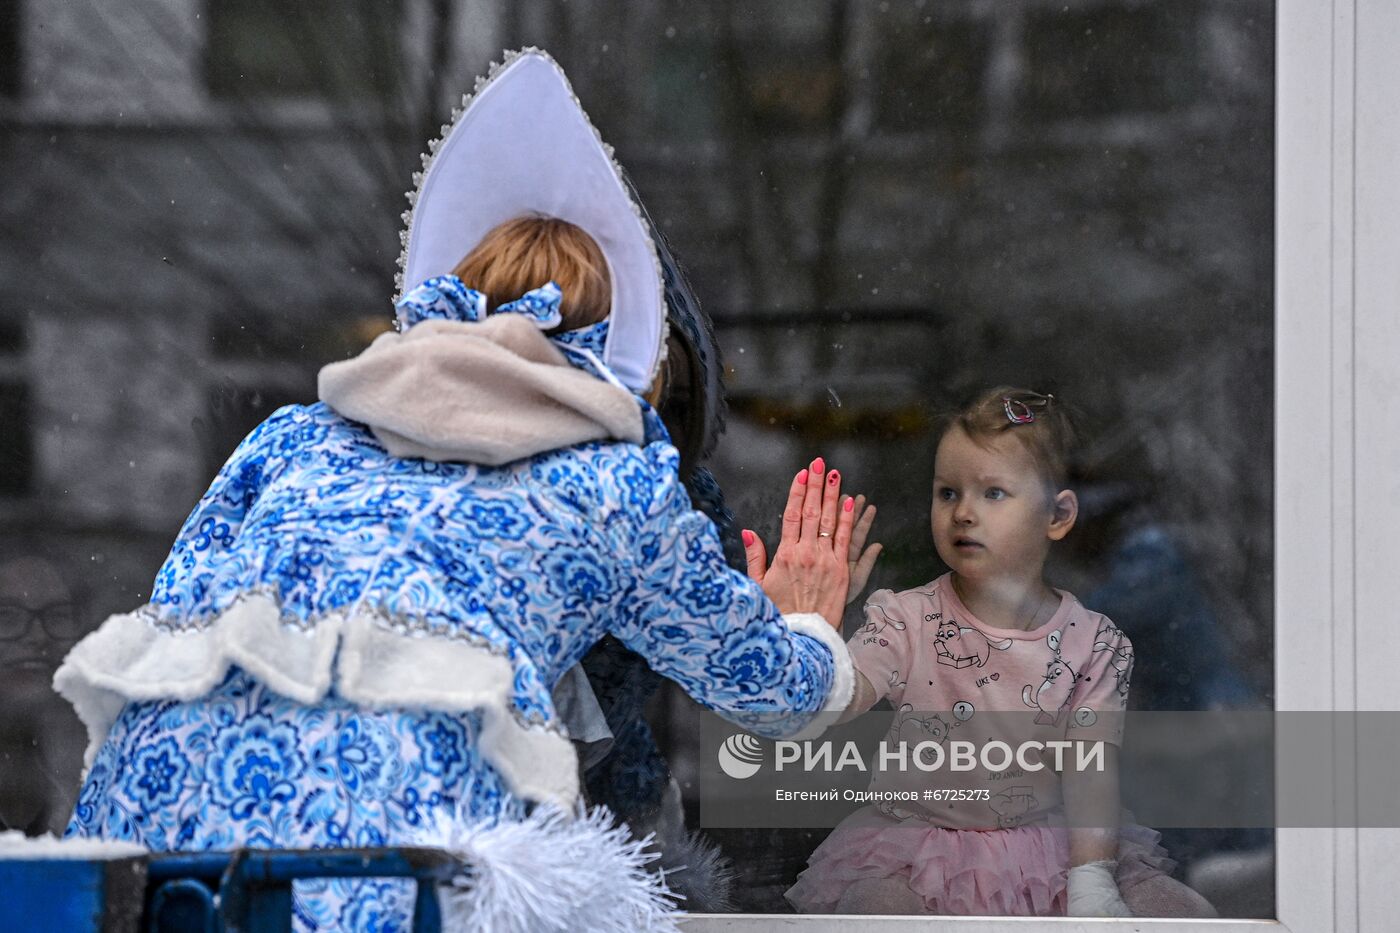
[811,457,825,473]
[742,529,755,546]
[844,496,855,512]
[797,469,809,485]
[827,470,840,486]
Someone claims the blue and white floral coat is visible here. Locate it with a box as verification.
[56,277,854,927]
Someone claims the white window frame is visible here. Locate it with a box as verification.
[681,0,1400,929]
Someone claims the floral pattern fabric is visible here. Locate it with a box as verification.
[71,669,521,931]
[65,277,838,929]
[136,306,833,733]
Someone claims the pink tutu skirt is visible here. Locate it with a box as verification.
[785,805,1176,916]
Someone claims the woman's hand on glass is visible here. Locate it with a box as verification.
[742,457,855,629]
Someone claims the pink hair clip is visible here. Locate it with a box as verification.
[1002,392,1053,425]
[1003,396,1036,424]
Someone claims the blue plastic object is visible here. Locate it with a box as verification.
[0,846,467,932]
[145,848,466,932]
[0,855,145,931]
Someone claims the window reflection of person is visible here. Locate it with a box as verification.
[1070,471,1270,913]
[0,557,84,835]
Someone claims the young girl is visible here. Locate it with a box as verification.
[785,387,1216,918]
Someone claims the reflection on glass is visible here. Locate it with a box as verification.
[0,0,1274,921]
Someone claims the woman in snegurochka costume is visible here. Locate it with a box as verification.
[55,50,860,932]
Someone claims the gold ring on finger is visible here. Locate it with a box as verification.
[818,531,832,538]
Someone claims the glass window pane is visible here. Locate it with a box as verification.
[0,0,1276,922]
[0,0,19,100]
[205,0,403,100]
[0,380,32,497]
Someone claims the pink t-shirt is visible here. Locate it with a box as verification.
[848,573,1134,829]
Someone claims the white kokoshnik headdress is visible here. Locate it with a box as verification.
[397,48,666,394]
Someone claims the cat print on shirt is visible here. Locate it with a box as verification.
[1022,657,1079,725]
[886,668,908,694]
[1094,620,1134,699]
[934,619,1013,669]
[887,703,953,750]
[859,603,907,648]
[990,785,1039,828]
[848,578,1135,833]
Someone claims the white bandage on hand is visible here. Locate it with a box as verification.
[1066,859,1133,917]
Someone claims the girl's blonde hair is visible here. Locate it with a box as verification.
[452,215,611,331]
[940,386,1079,490]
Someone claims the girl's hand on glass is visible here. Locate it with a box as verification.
[845,494,882,605]
[742,457,854,629]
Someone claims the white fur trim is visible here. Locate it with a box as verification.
[781,612,856,741]
[53,603,579,809]
[337,616,579,809]
[53,595,341,770]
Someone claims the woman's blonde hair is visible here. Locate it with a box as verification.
[452,215,611,330]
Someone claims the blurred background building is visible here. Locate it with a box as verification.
[0,0,1273,916]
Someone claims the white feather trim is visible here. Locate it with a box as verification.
[781,612,856,741]
[647,829,735,914]
[417,803,681,933]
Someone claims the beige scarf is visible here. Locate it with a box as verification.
[318,314,643,465]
